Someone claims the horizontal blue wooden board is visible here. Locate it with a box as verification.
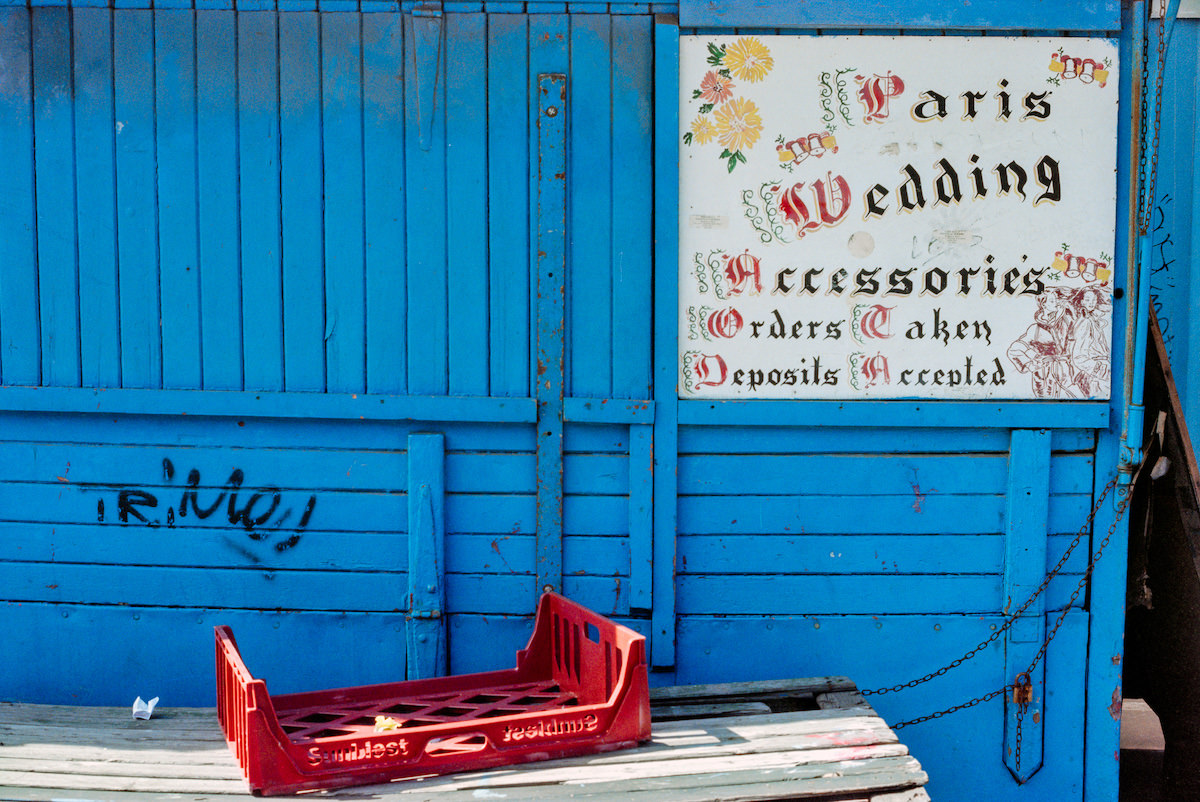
[680,426,1096,454]
[0,522,405,571]
[676,573,1082,616]
[0,562,411,612]
[444,573,631,616]
[677,533,1088,576]
[0,411,538,452]
[0,602,408,705]
[679,0,1120,31]
[0,387,538,422]
[678,493,1092,535]
[444,532,630,576]
[679,400,1110,429]
[679,453,1094,496]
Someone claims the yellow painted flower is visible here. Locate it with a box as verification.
[690,115,718,145]
[714,97,763,152]
[723,37,773,83]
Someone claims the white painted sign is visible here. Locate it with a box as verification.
[679,36,1119,400]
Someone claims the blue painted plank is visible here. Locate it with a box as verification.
[563,452,628,495]
[155,9,203,390]
[404,9,447,395]
[534,66,568,602]
[629,424,653,611]
[72,8,120,389]
[1002,429,1050,781]
[0,385,538,422]
[279,11,326,392]
[677,533,1088,576]
[113,10,162,389]
[238,11,285,391]
[32,7,80,388]
[679,425,1096,455]
[408,433,446,678]
[362,12,407,395]
[677,574,1082,616]
[567,13,612,398]
[444,572,629,617]
[0,562,411,613]
[651,13,679,670]
[679,400,1111,429]
[678,493,1093,535]
[0,522,407,572]
[322,11,366,394]
[563,397,654,423]
[678,453,1095,496]
[196,10,243,390]
[486,14,530,397]
[449,613,534,676]
[610,13,653,399]
[445,533,627,577]
[445,13,490,396]
[1,603,408,706]
[0,408,535,451]
[679,0,1121,31]
[0,7,41,387]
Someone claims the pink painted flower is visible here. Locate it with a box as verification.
[699,70,736,105]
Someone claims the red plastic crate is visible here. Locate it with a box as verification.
[215,593,651,795]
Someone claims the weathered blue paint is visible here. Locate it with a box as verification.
[1003,429,1052,782]
[651,13,679,672]
[0,4,1154,800]
[407,433,446,679]
[535,72,567,600]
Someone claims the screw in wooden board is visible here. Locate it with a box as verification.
[545,106,558,117]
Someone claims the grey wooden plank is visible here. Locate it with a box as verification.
[0,771,247,795]
[0,757,239,781]
[0,743,235,765]
[649,677,857,702]
[348,756,926,801]
[652,701,774,720]
[871,790,932,802]
[0,789,252,802]
[817,691,868,709]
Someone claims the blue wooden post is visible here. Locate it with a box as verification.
[630,424,654,613]
[535,73,566,603]
[407,433,446,680]
[1003,428,1050,782]
[651,14,679,671]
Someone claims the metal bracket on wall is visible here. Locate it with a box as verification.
[410,2,442,151]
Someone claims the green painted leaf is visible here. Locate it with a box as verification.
[699,103,714,114]
[727,154,738,172]
[682,132,693,145]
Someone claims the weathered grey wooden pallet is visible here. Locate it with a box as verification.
[0,678,928,801]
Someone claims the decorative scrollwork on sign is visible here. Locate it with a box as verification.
[742,182,790,244]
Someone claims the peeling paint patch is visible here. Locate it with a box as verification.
[1109,688,1122,720]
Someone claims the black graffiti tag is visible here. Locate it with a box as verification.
[98,458,318,552]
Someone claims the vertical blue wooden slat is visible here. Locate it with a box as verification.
[1002,428,1050,782]
[567,13,612,399]
[535,72,567,604]
[362,12,407,395]
[0,7,40,387]
[196,9,242,390]
[651,13,679,671]
[629,423,653,612]
[32,7,80,388]
[279,11,326,392]
[322,11,367,394]
[113,9,161,389]
[155,8,202,390]
[73,6,121,388]
[404,8,447,395]
[486,13,529,398]
[445,13,489,396]
[1084,7,1136,796]
[407,433,446,680]
[238,11,284,391]
[610,13,653,399]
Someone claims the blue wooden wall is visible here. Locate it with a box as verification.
[0,1,1138,800]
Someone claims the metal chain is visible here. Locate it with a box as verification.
[1139,0,1169,234]
[876,476,1130,732]
[1015,702,1026,775]
[863,476,1118,698]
